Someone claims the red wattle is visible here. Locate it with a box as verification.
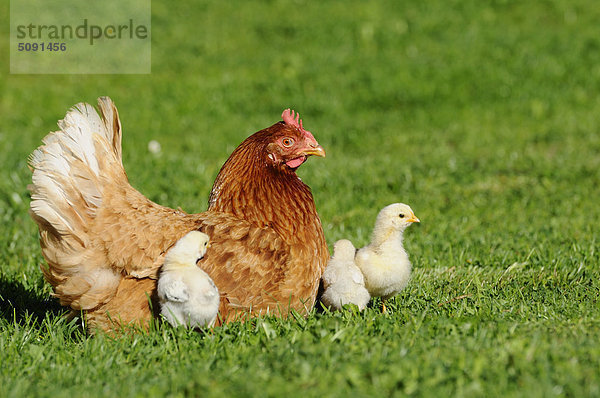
[286,156,306,169]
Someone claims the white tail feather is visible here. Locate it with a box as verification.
[29,97,124,310]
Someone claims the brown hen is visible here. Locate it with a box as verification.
[28,97,328,332]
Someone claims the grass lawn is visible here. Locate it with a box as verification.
[1,0,599,396]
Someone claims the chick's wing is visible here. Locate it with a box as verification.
[162,278,190,303]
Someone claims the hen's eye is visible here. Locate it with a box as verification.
[399,214,405,218]
[282,138,294,147]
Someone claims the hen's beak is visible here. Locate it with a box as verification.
[302,144,326,158]
[407,215,420,223]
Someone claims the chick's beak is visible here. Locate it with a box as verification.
[302,143,326,158]
[407,214,420,223]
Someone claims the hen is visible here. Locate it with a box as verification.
[29,97,328,332]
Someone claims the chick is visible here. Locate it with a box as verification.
[321,239,371,311]
[355,203,419,312]
[157,231,220,328]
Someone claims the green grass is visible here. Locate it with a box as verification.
[1,0,600,396]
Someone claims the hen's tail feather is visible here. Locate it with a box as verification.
[29,97,126,310]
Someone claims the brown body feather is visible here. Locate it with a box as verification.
[29,98,328,332]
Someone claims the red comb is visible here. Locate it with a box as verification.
[282,109,304,130]
[281,108,317,143]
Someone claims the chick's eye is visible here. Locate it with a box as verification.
[282,137,294,147]
[399,214,405,218]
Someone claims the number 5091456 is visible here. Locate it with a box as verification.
[17,42,67,51]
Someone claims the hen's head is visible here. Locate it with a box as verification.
[257,109,325,170]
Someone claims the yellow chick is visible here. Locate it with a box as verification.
[321,239,370,311]
[157,231,219,328]
[355,203,419,312]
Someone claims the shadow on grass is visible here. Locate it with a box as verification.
[0,277,67,325]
